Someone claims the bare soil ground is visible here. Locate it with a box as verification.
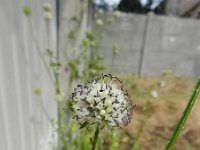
[116,74,200,150]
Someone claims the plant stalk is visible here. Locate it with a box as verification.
[165,79,200,150]
[27,18,54,84]
[92,125,100,150]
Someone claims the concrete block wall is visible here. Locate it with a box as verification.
[97,13,200,77]
[99,13,146,73]
[141,14,200,77]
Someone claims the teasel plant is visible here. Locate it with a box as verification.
[23,0,123,149]
[70,74,135,150]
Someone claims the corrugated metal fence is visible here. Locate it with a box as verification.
[0,0,57,150]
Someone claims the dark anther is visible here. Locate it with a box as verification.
[106,119,112,123]
[88,106,93,111]
[70,104,74,111]
[84,100,90,105]
[94,100,99,107]
[82,97,87,101]
[113,119,119,127]
[80,90,83,95]
[114,99,120,103]
[122,117,129,126]
[97,91,100,97]
[73,115,79,120]
[108,85,112,90]
[71,93,75,98]
[87,89,92,94]
[103,74,109,78]
[120,108,126,113]
[101,97,106,103]
[84,85,88,89]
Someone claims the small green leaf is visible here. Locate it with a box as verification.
[106,18,114,25]
[86,31,95,41]
[46,48,54,57]
[34,88,42,96]
[49,61,61,68]
[68,30,77,40]
[112,44,119,55]
[82,37,90,49]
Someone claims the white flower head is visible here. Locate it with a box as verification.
[70,74,135,128]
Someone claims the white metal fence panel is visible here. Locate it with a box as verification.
[0,0,57,150]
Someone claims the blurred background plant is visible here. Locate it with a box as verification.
[23,0,123,149]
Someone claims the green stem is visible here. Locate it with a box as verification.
[27,18,54,84]
[109,54,115,73]
[165,79,200,150]
[132,100,150,143]
[37,96,51,122]
[45,21,51,50]
[92,125,100,150]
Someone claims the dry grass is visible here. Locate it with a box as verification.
[113,74,200,150]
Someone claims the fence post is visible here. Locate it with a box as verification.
[138,13,151,76]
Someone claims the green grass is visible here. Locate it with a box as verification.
[165,79,200,150]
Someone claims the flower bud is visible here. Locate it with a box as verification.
[44,12,52,21]
[43,2,52,12]
[24,5,31,16]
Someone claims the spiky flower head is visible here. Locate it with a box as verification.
[70,74,134,128]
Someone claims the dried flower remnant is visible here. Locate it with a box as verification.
[70,74,134,128]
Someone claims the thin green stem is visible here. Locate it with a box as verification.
[135,100,151,139]
[109,54,115,73]
[27,18,54,84]
[165,79,200,150]
[37,97,51,122]
[44,15,67,149]
[92,125,100,150]
[45,21,51,49]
